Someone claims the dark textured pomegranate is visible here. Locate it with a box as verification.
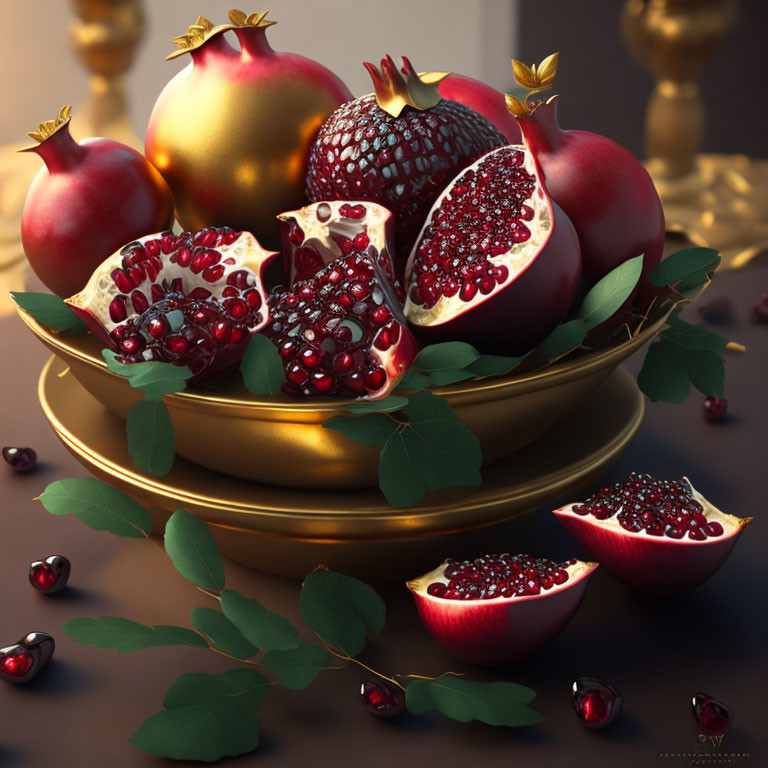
[3,446,37,472]
[554,473,752,594]
[692,692,733,735]
[20,106,174,298]
[572,678,623,728]
[0,632,55,685]
[306,55,507,270]
[278,201,398,292]
[29,555,71,595]
[359,681,405,718]
[703,397,727,421]
[408,554,597,665]
[404,145,581,355]
[265,252,417,399]
[67,228,277,385]
[511,58,664,289]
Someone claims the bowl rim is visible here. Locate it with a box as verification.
[17,305,669,413]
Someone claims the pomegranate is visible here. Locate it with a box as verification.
[572,678,623,729]
[3,446,37,473]
[433,72,521,143]
[692,693,733,735]
[20,106,174,298]
[145,11,352,249]
[510,57,665,287]
[29,555,71,595]
[277,201,398,292]
[264,252,417,399]
[403,145,582,355]
[0,632,55,685]
[66,228,277,385]
[305,55,507,269]
[554,473,752,595]
[359,681,405,718]
[407,554,597,665]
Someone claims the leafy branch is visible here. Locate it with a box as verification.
[38,482,542,762]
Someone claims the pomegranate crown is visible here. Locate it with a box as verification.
[24,105,72,145]
[505,52,559,117]
[364,55,449,118]
[167,10,276,60]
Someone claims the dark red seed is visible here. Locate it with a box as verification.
[692,693,733,735]
[359,681,405,718]
[703,397,727,421]
[572,678,622,728]
[2,447,37,472]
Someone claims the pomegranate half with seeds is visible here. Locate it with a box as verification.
[407,554,597,665]
[277,201,398,289]
[404,145,581,354]
[67,227,277,385]
[554,473,752,595]
[265,252,418,399]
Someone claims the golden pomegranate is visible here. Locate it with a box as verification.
[145,10,352,249]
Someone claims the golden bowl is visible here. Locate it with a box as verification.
[18,307,666,489]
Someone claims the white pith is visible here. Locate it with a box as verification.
[555,478,750,542]
[278,201,396,284]
[406,558,597,605]
[403,145,553,326]
[67,231,277,334]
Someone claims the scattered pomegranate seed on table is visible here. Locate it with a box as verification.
[691,692,734,735]
[0,632,55,685]
[359,681,405,718]
[571,678,623,728]
[29,555,71,595]
[703,397,728,421]
[2,446,37,472]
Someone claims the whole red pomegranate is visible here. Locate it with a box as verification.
[145,11,352,250]
[20,106,174,298]
[510,55,665,286]
[305,55,507,270]
[404,145,582,355]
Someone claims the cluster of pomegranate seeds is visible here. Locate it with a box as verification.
[409,149,536,309]
[265,252,407,398]
[572,473,724,540]
[426,553,574,600]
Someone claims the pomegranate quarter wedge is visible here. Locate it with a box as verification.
[554,473,752,595]
[407,554,597,666]
[404,145,582,355]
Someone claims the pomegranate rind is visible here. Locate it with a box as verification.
[407,559,597,666]
[403,145,581,355]
[553,480,751,595]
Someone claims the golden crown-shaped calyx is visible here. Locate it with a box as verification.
[227,9,276,29]
[26,105,72,143]
[505,53,559,116]
[167,10,277,59]
[364,55,449,117]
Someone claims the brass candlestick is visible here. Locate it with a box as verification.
[622,0,768,269]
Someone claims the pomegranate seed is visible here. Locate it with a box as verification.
[109,296,127,322]
[691,693,733,735]
[165,335,189,355]
[572,678,622,728]
[203,264,225,283]
[427,582,447,597]
[288,222,305,246]
[2,447,37,472]
[147,316,170,338]
[243,288,262,309]
[28,555,70,595]
[287,364,309,384]
[111,268,133,294]
[364,367,386,391]
[359,681,405,718]
[311,372,334,392]
[130,290,149,314]
[353,232,370,250]
[703,397,727,421]
[459,282,477,301]
[333,352,354,372]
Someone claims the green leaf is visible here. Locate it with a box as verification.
[38,478,152,538]
[126,400,175,477]
[414,342,480,371]
[396,370,432,391]
[648,247,720,288]
[677,347,725,397]
[63,617,206,652]
[240,334,285,396]
[164,509,225,592]
[405,678,543,726]
[346,395,408,414]
[426,368,476,387]
[130,669,267,762]
[637,341,691,403]
[220,590,299,651]
[379,432,427,507]
[101,350,191,399]
[190,607,259,661]
[661,313,728,352]
[539,319,588,360]
[578,254,643,329]
[468,353,528,378]
[262,642,334,690]
[10,291,88,334]
[300,569,385,658]
[323,413,397,446]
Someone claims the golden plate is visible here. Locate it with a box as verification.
[40,356,644,580]
[20,307,666,489]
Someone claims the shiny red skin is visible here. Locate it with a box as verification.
[408,562,597,666]
[407,201,582,355]
[437,73,521,144]
[553,504,751,595]
[517,97,665,289]
[20,123,174,298]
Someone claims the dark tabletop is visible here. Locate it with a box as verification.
[1,266,766,768]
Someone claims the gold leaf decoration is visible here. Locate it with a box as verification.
[365,55,448,117]
[504,94,527,117]
[511,59,537,90]
[508,52,560,116]
[167,15,230,60]
[228,9,248,25]
[227,9,277,29]
[535,53,559,88]
[26,105,72,144]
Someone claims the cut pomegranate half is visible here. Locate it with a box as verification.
[264,251,418,399]
[404,144,581,355]
[407,554,597,665]
[554,473,752,595]
[277,201,399,291]
[67,227,278,385]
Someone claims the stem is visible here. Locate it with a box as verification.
[196,586,222,600]
[726,341,746,353]
[398,671,465,681]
